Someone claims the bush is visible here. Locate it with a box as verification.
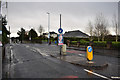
[71,41,77,45]
[80,39,89,45]
[112,42,120,49]
[93,41,106,47]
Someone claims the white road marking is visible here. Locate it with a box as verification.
[34,48,49,56]
[24,45,49,57]
[78,54,85,56]
[111,76,120,79]
[84,69,112,80]
[10,50,14,60]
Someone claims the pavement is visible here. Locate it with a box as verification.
[49,46,108,70]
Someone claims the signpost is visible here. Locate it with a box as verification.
[58,14,63,55]
[87,46,93,61]
[58,28,63,34]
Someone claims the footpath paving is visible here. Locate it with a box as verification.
[2,44,11,78]
[45,45,109,70]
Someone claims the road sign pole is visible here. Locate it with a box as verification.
[60,14,61,55]
[60,14,61,28]
[60,46,61,55]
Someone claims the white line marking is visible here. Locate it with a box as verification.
[78,54,85,56]
[10,50,14,60]
[84,69,112,80]
[111,76,120,79]
[24,45,49,57]
[35,48,49,56]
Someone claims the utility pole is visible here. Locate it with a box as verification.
[47,12,50,45]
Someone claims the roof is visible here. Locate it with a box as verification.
[43,31,57,35]
[50,31,57,34]
[64,30,89,38]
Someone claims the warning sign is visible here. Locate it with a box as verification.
[58,34,63,45]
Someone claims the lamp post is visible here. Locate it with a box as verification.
[47,12,50,45]
[29,26,31,41]
[9,26,10,43]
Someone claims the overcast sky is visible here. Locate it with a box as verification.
[2,1,119,37]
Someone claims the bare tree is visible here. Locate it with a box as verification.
[38,25,44,36]
[94,13,109,41]
[112,14,118,42]
[88,20,93,41]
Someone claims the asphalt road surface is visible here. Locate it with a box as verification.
[2,43,119,79]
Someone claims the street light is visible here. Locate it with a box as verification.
[47,12,50,45]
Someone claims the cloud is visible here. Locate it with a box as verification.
[6,0,120,2]
[3,2,118,37]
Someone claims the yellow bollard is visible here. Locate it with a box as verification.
[87,46,93,61]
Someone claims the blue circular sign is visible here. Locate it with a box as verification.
[88,46,92,52]
[58,28,63,33]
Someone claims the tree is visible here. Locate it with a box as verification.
[112,14,118,42]
[88,20,93,41]
[2,15,10,45]
[38,25,44,36]
[94,13,109,41]
[17,28,25,43]
[28,29,38,40]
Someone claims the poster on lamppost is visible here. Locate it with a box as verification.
[58,34,64,45]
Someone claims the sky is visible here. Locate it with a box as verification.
[1,1,119,37]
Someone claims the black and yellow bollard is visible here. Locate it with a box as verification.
[87,46,94,63]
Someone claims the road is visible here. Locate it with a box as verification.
[2,43,119,79]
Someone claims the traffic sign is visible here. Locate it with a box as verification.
[87,46,93,61]
[58,28,63,33]
[58,34,64,45]
[88,46,92,52]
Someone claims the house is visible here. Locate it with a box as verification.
[50,31,57,38]
[43,31,57,38]
[43,33,48,38]
[64,30,89,38]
